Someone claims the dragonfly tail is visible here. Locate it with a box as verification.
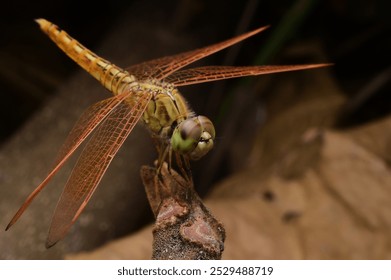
[35,18,135,95]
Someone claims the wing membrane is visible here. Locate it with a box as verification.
[165,64,332,86]
[6,91,133,231]
[126,26,269,80]
[46,93,151,247]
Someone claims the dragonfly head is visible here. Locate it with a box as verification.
[171,116,215,160]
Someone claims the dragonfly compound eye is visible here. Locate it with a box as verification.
[171,116,215,160]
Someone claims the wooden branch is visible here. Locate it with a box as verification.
[140,163,225,260]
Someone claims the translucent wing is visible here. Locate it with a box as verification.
[165,64,332,86]
[126,26,269,80]
[46,92,151,247]
[6,90,133,231]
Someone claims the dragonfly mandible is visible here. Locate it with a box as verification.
[6,19,329,247]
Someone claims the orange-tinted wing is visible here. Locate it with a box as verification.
[164,64,332,86]
[6,90,133,231]
[126,26,269,81]
[46,92,151,248]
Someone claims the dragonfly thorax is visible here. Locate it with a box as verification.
[139,81,215,160]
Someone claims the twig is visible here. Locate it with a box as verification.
[140,162,225,260]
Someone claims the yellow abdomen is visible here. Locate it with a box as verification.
[35,18,135,95]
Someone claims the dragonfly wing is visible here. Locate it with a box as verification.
[53,91,134,166]
[45,92,151,248]
[5,91,133,231]
[165,64,332,86]
[126,26,269,80]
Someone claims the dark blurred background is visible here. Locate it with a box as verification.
[1,0,390,259]
[1,0,390,144]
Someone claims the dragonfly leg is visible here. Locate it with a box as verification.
[156,144,170,172]
[174,153,193,184]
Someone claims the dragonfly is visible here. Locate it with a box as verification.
[6,18,329,248]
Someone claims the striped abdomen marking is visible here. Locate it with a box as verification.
[35,19,135,95]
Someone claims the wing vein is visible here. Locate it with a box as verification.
[46,92,151,247]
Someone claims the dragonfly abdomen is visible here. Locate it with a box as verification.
[35,19,134,95]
